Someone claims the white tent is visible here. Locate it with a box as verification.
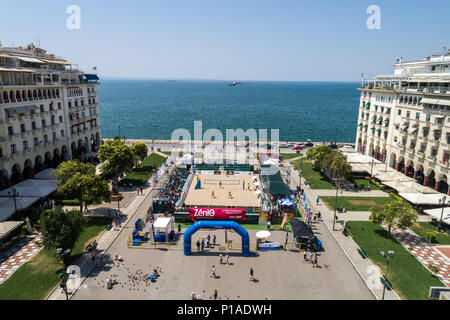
[153,217,174,241]
[0,196,40,221]
[0,179,58,198]
[263,159,279,167]
[398,193,448,205]
[423,207,450,225]
[176,154,194,165]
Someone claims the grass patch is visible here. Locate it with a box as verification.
[293,160,335,189]
[119,153,166,187]
[321,196,390,211]
[0,216,112,300]
[409,222,450,245]
[281,153,302,160]
[350,178,378,190]
[347,221,444,300]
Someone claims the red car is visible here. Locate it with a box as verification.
[292,145,304,150]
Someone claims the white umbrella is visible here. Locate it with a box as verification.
[252,176,258,181]
[256,230,271,239]
[254,182,260,187]
[254,190,261,195]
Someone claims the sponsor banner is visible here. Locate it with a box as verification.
[188,208,246,221]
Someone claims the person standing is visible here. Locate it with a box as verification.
[249,268,254,281]
[219,253,223,264]
[201,239,205,252]
[196,240,200,252]
[213,234,216,245]
[91,250,96,264]
[312,253,318,268]
[303,250,307,261]
[211,265,216,278]
[316,196,320,206]
[267,220,271,231]
[317,211,321,221]
[226,253,229,265]
[213,289,218,300]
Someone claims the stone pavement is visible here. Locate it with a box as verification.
[381,223,450,287]
[46,165,174,300]
[313,189,389,197]
[0,233,43,284]
[288,165,400,300]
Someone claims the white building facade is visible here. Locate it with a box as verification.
[356,51,450,195]
[0,43,101,190]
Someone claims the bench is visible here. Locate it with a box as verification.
[380,277,392,290]
[357,248,367,259]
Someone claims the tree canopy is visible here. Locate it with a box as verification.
[306,145,333,170]
[130,142,148,165]
[322,150,352,180]
[369,199,418,234]
[53,160,111,212]
[98,138,135,178]
[40,207,84,254]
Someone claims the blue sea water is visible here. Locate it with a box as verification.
[98,80,360,142]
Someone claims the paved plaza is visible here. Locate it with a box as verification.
[72,221,373,300]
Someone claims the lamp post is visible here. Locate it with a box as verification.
[438,195,447,232]
[115,164,120,222]
[8,187,19,213]
[380,250,394,300]
[332,185,340,231]
[370,159,374,177]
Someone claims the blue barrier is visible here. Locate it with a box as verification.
[183,220,250,256]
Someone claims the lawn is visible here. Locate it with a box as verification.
[350,178,378,190]
[346,221,444,300]
[409,222,450,245]
[119,153,166,186]
[292,159,335,189]
[281,153,302,160]
[321,196,390,211]
[0,216,112,300]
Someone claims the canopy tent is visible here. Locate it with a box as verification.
[176,154,194,165]
[423,208,450,225]
[398,193,448,205]
[262,159,280,167]
[278,197,297,207]
[255,230,271,239]
[0,196,40,222]
[34,168,58,181]
[0,179,58,198]
[290,219,315,240]
[0,221,24,241]
[152,217,175,242]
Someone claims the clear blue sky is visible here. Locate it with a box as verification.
[1,0,449,81]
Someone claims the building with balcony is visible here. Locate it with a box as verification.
[0,43,101,190]
[356,50,450,195]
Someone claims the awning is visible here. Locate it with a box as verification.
[398,193,447,205]
[0,197,40,222]
[4,105,39,113]
[421,97,439,105]
[0,67,34,72]
[269,181,290,195]
[83,74,99,81]
[290,219,315,240]
[16,56,45,64]
[0,179,58,198]
[34,168,58,181]
[0,221,24,241]
[42,59,75,65]
[423,207,450,224]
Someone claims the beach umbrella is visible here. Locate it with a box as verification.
[255,190,261,195]
[255,231,271,239]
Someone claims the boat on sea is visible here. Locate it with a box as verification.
[228,81,243,86]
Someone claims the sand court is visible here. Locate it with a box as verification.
[184,174,261,209]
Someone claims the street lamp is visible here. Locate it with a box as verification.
[332,185,340,231]
[438,195,448,232]
[380,250,394,300]
[8,187,19,213]
[115,164,121,222]
[370,159,375,177]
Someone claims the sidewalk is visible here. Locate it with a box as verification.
[46,165,173,300]
[289,166,401,300]
[380,224,450,286]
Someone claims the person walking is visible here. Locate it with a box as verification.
[213,289,218,300]
[226,253,229,265]
[249,268,254,281]
[312,253,319,268]
[316,196,320,206]
[201,239,205,252]
[308,251,314,262]
[303,250,307,261]
[267,220,271,231]
[91,250,96,264]
[211,265,216,278]
[213,234,216,245]
[219,253,223,264]
[196,240,200,252]
[317,211,321,221]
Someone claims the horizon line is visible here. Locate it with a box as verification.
[97,76,361,83]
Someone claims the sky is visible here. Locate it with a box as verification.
[1,0,449,81]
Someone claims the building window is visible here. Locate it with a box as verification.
[44,135,48,143]
[23,140,28,150]
[42,119,46,127]
[406,111,410,118]
[40,105,44,112]
[58,102,61,110]
[32,121,36,130]
[59,116,63,123]
[398,109,402,116]
[8,127,14,135]
[34,138,38,146]
[416,112,420,120]
[426,114,431,122]
[61,130,65,137]
[10,144,16,154]
[53,132,57,140]
[21,124,25,132]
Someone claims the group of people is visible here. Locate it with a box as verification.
[303,246,320,268]
[196,234,217,252]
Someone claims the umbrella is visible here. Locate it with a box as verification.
[254,190,261,195]
[252,176,258,181]
[256,231,271,239]
[254,182,260,187]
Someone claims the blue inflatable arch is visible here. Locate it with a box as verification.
[184,220,250,256]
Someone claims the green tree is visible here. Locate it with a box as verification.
[53,160,111,212]
[130,142,148,167]
[98,138,134,178]
[306,145,333,170]
[322,150,352,180]
[369,199,418,234]
[40,207,84,261]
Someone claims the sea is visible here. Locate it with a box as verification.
[98,80,361,143]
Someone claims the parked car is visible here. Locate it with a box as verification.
[304,142,314,147]
[328,143,338,149]
[292,145,304,150]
